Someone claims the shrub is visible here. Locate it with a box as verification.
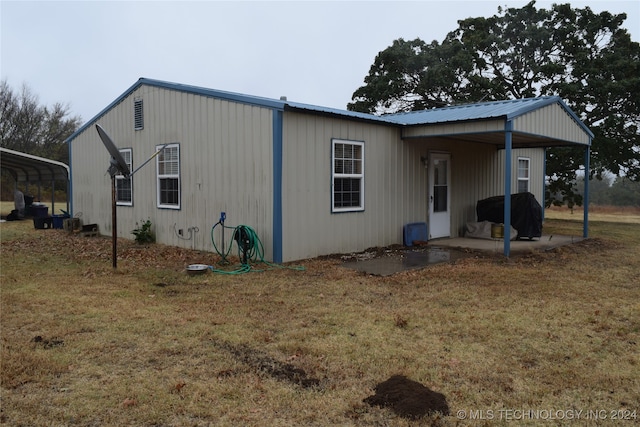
[132,219,155,244]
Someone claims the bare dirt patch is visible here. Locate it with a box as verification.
[212,340,322,389]
[31,335,64,349]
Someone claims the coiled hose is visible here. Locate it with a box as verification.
[209,222,303,274]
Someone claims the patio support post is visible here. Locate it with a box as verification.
[504,120,513,257]
[542,148,547,222]
[583,145,590,238]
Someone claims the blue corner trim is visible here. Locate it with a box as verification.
[272,110,284,263]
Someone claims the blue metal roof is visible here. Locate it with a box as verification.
[385,96,593,138]
[66,78,593,142]
[386,97,557,124]
[283,100,400,125]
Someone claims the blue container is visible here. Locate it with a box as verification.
[403,222,428,247]
[52,214,69,229]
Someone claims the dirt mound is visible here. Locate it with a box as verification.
[364,375,449,419]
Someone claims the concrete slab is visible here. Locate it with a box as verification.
[342,234,584,276]
[431,234,584,254]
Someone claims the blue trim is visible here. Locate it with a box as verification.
[508,97,594,140]
[504,120,513,257]
[272,110,284,263]
[583,145,591,238]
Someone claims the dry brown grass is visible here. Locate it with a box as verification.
[546,204,640,224]
[1,205,639,426]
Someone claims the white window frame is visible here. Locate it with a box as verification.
[115,148,133,206]
[331,139,364,213]
[156,143,180,209]
[517,157,530,193]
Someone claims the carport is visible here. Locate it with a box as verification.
[1,147,70,215]
[395,96,594,256]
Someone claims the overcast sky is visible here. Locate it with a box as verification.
[2,0,639,123]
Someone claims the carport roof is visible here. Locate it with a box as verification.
[1,147,70,183]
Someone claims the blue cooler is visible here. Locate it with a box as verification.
[403,222,428,247]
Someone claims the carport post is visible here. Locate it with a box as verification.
[503,120,513,257]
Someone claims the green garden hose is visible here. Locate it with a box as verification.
[209,222,303,274]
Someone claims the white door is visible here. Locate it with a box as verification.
[429,153,451,239]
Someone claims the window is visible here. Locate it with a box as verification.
[332,139,364,212]
[156,144,180,209]
[134,98,143,130]
[116,148,133,206]
[517,157,530,193]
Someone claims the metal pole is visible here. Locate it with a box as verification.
[503,120,513,257]
[112,175,117,269]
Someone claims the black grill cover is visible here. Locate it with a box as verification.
[476,192,542,239]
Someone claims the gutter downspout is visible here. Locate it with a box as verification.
[504,120,513,257]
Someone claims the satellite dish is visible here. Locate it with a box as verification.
[96,124,130,178]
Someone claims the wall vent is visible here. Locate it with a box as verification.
[134,98,144,130]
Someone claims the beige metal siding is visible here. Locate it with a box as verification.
[403,119,504,138]
[281,112,425,262]
[399,141,545,239]
[279,113,547,261]
[405,140,501,238]
[513,103,590,145]
[71,85,274,259]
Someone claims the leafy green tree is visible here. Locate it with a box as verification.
[349,1,639,208]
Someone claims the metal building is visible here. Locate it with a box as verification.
[66,78,592,262]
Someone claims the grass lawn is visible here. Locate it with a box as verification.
[1,204,638,426]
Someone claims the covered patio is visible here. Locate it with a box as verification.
[395,96,594,256]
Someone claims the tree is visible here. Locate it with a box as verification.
[576,175,640,207]
[608,177,640,206]
[349,1,640,208]
[0,80,81,164]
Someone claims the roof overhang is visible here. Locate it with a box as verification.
[398,97,592,148]
[1,147,70,183]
